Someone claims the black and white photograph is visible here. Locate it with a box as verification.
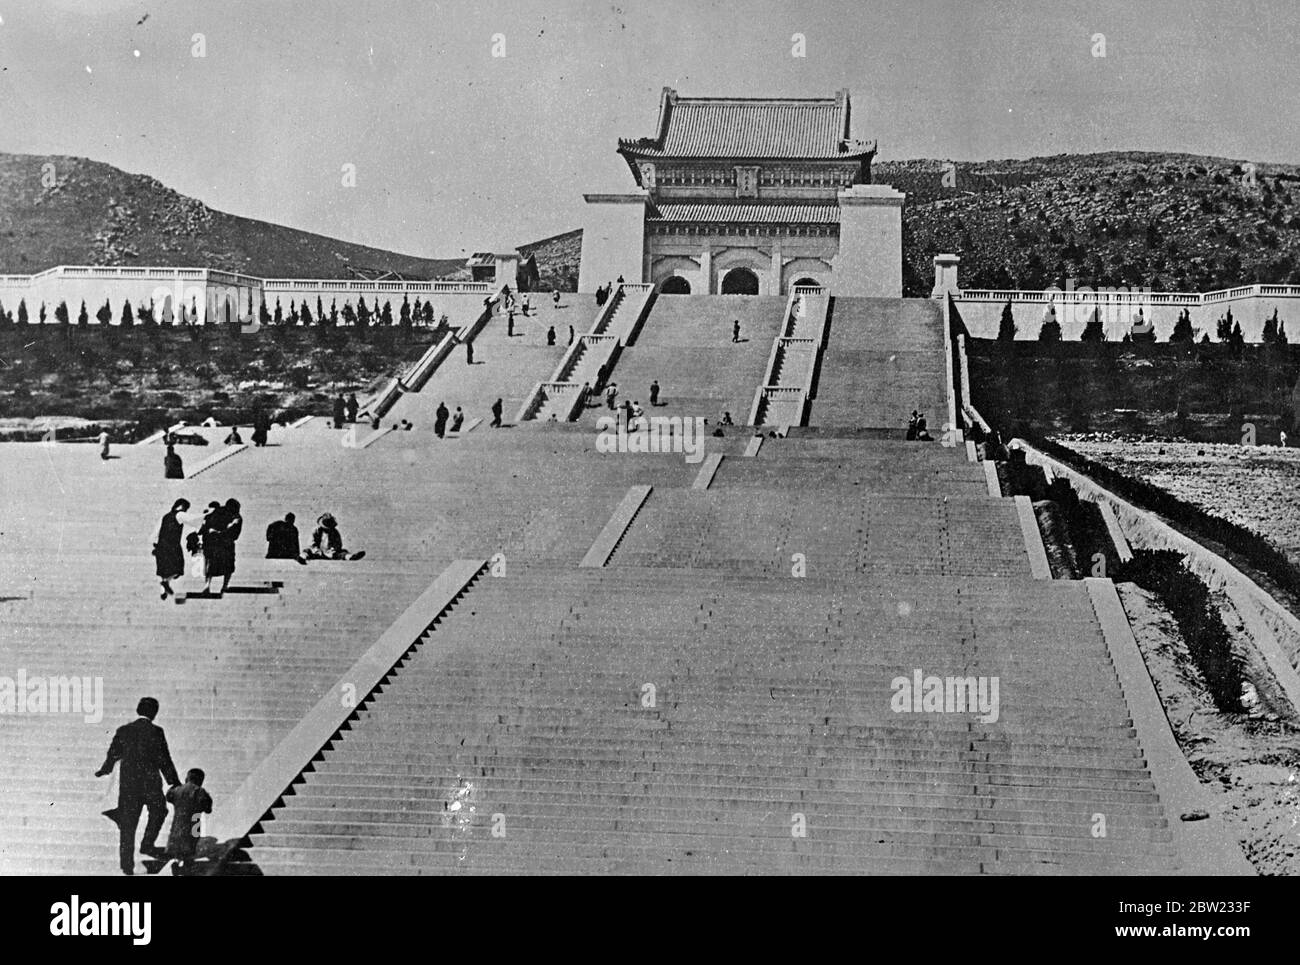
[0,0,1292,936]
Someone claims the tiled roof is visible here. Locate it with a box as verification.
[620,90,874,160]
[649,203,841,224]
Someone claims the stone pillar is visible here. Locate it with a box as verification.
[931,254,961,298]
[770,241,783,296]
[493,251,521,289]
[578,191,649,292]
[699,248,712,294]
[835,184,905,297]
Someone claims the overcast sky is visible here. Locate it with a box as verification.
[1,0,1296,259]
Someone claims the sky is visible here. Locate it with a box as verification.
[1,0,1297,260]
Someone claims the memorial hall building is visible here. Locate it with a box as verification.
[578,88,905,297]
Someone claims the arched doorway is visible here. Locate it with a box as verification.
[792,277,820,289]
[660,276,691,295]
[721,267,760,295]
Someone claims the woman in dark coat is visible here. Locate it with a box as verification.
[153,499,190,600]
[201,499,243,596]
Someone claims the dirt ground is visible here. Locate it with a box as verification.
[1119,583,1300,875]
[1065,437,1300,563]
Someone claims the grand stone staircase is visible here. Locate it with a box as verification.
[0,290,1250,876]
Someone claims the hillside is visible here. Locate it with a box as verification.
[7,151,1300,296]
[0,153,466,279]
[880,152,1300,297]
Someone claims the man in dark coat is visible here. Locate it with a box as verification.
[434,402,449,438]
[95,697,181,875]
[332,395,346,429]
[490,398,503,428]
[345,393,359,423]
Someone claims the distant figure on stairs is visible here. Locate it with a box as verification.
[466,340,475,365]
[451,407,465,433]
[305,513,366,561]
[346,393,359,424]
[153,499,189,600]
[568,325,574,345]
[522,294,531,317]
[163,444,184,480]
[265,512,303,561]
[251,409,270,447]
[332,395,346,430]
[732,319,741,343]
[491,398,503,428]
[546,326,556,346]
[595,284,608,308]
[94,697,181,876]
[554,291,562,309]
[650,380,660,406]
[617,274,624,284]
[99,429,111,460]
[435,402,449,438]
[507,308,515,336]
[605,383,618,410]
[907,411,933,442]
[223,426,243,446]
[720,411,734,426]
[164,768,213,876]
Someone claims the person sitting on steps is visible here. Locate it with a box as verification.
[305,513,366,561]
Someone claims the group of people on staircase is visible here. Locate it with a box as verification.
[153,497,243,599]
[154,498,365,599]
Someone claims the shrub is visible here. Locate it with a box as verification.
[1113,549,1243,712]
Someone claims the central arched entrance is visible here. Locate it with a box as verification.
[660,276,691,295]
[720,267,760,295]
[792,277,821,289]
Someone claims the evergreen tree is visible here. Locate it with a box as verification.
[317,296,325,324]
[422,301,434,326]
[1232,320,1245,348]
[356,296,371,328]
[380,300,394,327]
[290,300,300,326]
[39,302,47,324]
[96,299,112,326]
[1279,320,1289,344]
[1262,308,1279,343]
[997,299,1016,341]
[274,299,283,326]
[1037,305,1061,341]
[342,302,356,326]
[121,300,135,327]
[1216,315,1232,341]
[411,297,422,325]
[77,301,88,326]
[330,299,339,327]
[300,301,313,325]
[1170,308,1195,343]
[400,295,411,327]
[1080,307,1105,342]
[18,299,29,326]
[55,300,69,325]
[0,300,5,325]
[260,298,271,326]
